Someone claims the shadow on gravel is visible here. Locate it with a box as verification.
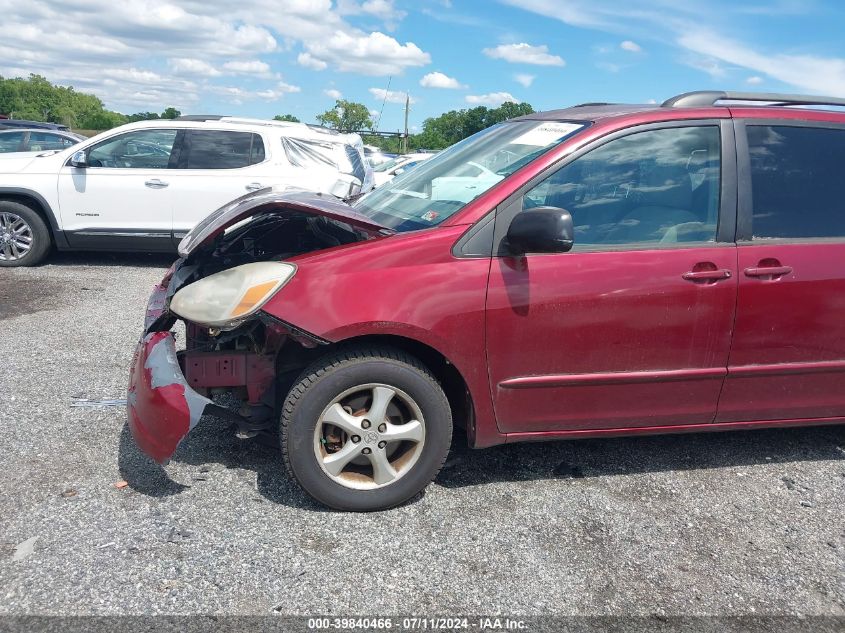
[436,425,845,488]
[118,411,845,508]
[46,251,175,268]
[117,418,335,511]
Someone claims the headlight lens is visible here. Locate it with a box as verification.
[170,262,296,328]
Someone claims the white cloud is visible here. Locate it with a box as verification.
[500,0,845,97]
[324,88,343,99]
[679,30,845,95]
[209,81,298,103]
[514,73,535,87]
[301,31,430,75]
[682,55,728,78]
[466,92,518,106]
[297,52,328,70]
[482,43,565,66]
[596,61,622,73]
[369,87,415,104]
[620,40,642,53]
[169,58,221,77]
[746,75,764,85]
[337,0,407,29]
[222,60,273,76]
[419,72,465,89]
[0,0,429,113]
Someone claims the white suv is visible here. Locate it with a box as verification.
[0,116,373,266]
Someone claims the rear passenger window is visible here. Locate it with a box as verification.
[29,132,70,151]
[0,131,25,152]
[182,131,265,169]
[747,125,845,239]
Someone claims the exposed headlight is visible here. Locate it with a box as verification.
[170,262,296,328]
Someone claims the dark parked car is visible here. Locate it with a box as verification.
[0,119,70,131]
[0,128,85,153]
[128,90,845,511]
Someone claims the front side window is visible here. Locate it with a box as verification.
[86,129,178,169]
[181,130,265,169]
[522,125,721,247]
[747,125,845,239]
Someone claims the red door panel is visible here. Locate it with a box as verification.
[486,247,737,432]
[717,243,845,422]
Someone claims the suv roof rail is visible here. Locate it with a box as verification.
[663,90,845,109]
[175,115,228,121]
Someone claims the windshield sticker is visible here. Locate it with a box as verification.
[512,122,584,148]
[421,210,440,222]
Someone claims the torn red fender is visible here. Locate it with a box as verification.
[144,283,168,330]
[127,331,212,464]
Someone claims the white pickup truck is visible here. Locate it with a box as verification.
[0,116,373,266]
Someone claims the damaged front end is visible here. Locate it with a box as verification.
[127,187,390,464]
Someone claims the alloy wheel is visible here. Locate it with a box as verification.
[0,212,33,261]
[314,383,426,490]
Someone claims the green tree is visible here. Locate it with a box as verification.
[127,112,161,122]
[0,74,131,129]
[160,107,181,119]
[409,101,535,151]
[273,113,300,122]
[316,99,373,132]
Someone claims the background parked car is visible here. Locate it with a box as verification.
[372,151,435,186]
[0,119,70,131]
[0,128,85,153]
[363,144,397,168]
[0,116,374,266]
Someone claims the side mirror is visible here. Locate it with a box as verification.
[506,206,574,255]
[69,150,88,168]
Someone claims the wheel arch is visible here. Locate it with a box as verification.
[317,333,477,443]
[0,188,66,248]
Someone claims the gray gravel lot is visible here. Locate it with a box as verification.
[0,252,843,617]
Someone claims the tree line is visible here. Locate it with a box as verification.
[0,74,534,151]
[0,74,183,130]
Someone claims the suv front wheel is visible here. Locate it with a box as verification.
[281,347,453,511]
[0,200,51,267]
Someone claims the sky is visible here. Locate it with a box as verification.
[2,0,845,132]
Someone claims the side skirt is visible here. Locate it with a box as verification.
[504,416,845,443]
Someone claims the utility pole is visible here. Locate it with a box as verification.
[402,92,409,154]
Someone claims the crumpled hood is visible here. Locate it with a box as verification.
[178,186,391,257]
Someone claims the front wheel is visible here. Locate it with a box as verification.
[281,347,452,511]
[0,201,51,267]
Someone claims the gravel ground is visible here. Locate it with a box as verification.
[0,252,843,617]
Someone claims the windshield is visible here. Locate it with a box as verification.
[353,120,586,231]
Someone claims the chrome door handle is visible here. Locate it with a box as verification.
[144,179,169,189]
[245,182,263,191]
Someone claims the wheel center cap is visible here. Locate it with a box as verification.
[363,430,379,444]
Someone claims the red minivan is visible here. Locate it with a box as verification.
[129,91,845,511]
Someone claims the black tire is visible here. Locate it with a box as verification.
[0,200,51,267]
[281,346,452,511]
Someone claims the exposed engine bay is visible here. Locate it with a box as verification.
[138,195,388,443]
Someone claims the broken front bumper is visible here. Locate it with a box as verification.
[127,331,212,464]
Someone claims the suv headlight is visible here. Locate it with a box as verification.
[170,262,296,328]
